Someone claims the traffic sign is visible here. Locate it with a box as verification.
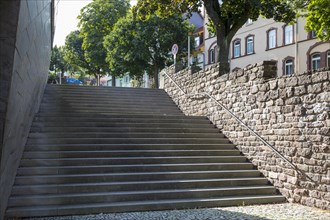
[171,44,178,55]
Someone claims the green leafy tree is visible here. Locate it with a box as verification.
[104,14,193,88]
[306,0,330,40]
[135,0,298,74]
[63,31,96,77]
[78,0,130,84]
[50,45,67,80]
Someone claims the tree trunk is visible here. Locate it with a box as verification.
[112,75,116,87]
[203,1,231,75]
[216,26,230,75]
[93,73,99,86]
[154,64,159,88]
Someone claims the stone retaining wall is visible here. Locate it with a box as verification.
[161,61,330,210]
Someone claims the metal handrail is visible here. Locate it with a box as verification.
[163,70,310,179]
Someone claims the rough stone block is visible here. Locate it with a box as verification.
[312,72,328,83]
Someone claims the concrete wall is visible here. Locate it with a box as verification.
[162,62,330,210]
[0,0,53,218]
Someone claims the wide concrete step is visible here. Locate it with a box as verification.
[30,127,218,133]
[44,86,167,93]
[44,86,167,94]
[9,186,277,207]
[34,113,199,119]
[20,156,247,167]
[6,194,286,218]
[14,170,260,185]
[28,132,224,139]
[35,113,186,119]
[33,117,208,123]
[25,144,236,151]
[23,150,241,159]
[41,97,176,107]
[44,87,167,93]
[42,96,175,104]
[39,104,179,111]
[31,122,214,128]
[38,107,182,114]
[39,103,181,110]
[26,137,230,145]
[12,177,269,195]
[41,98,175,104]
[17,163,255,175]
[42,93,172,100]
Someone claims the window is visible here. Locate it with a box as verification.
[246,36,254,55]
[327,51,330,68]
[233,40,241,58]
[284,59,294,75]
[284,25,293,45]
[311,30,317,38]
[195,36,200,47]
[209,49,215,63]
[268,29,276,49]
[311,53,321,70]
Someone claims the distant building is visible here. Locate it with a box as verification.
[103,72,150,88]
[204,15,330,76]
[187,12,205,69]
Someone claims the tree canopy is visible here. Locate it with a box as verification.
[77,0,130,78]
[50,45,67,75]
[104,13,193,88]
[63,30,95,76]
[135,0,298,73]
[305,0,330,40]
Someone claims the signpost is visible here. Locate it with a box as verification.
[171,44,178,64]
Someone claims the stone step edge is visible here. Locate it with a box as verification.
[13,177,265,188]
[6,195,286,217]
[10,185,276,200]
[23,149,237,154]
[15,170,260,179]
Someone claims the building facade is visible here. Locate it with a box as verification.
[104,72,151,88]
[204,16,330,76]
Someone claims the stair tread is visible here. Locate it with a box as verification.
[25,143,233,147]
[16,170,260,179]
[11,185,276,199]
[22,156,245,161]
[18,162,252,168]
[7,194,285,211]
[14,177,267,187]
[23,150,238,153]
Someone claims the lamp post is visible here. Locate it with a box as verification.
[188,34,191,68]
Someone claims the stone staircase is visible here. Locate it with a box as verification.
[6,85,285,218]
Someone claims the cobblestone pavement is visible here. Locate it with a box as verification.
[26,203,330,220]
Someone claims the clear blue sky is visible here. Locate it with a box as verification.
[53,0,137,46]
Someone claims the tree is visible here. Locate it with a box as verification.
[63,31,96,77]
[104,14,193,88]
[50,45,67,81]
[135,0,297,74]
[305,0,330,40]
[78,0,130,85]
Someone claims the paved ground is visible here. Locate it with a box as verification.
[26,203,330,220]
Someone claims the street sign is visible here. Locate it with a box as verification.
[171,44,178,55]
[172,44,178,64]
